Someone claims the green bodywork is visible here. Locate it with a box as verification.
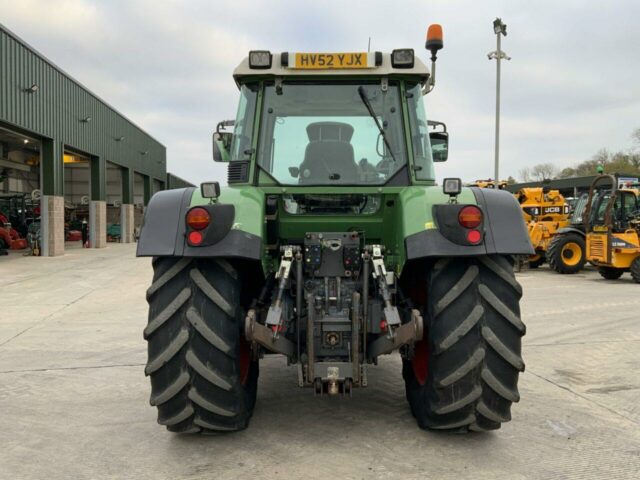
[190,185,477,274]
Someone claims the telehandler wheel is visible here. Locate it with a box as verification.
[631,258,640,284]
[144,257,258,433]
[547,233,586,274]
[528,252,545,269]
[403,255,525,432]
[598,267,624,280]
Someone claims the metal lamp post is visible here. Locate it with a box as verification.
[488,18,510,182]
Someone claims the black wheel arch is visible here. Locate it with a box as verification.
[555,226,585,238]
[405,188,534,261]
[136,187,262,260]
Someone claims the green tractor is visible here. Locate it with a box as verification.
[137,25,533,434]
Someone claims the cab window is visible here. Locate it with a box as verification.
[406,83,435,181]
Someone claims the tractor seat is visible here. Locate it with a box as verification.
[298,122,358,183]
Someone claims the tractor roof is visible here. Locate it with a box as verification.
[233,51,430,86]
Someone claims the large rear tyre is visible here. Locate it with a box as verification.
[144,257,258,433]
[598,267,624,280]
[547,233,585,274]
[403,255,525,432]
[631,258,640,284]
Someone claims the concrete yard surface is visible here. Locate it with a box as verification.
[1,244,639,479]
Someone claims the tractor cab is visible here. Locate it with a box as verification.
[213,49,446,189]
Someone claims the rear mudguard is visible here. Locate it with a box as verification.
[136,187,263,260]
[405,187,534,259]
[138,186,532,262]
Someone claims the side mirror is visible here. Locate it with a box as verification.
[212,131,232,162]
[288,166,300,178]
[430,131,449,162]
[212,119,235,162]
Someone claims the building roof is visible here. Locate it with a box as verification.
[0,22,164,147]
[166,172,195,188]
[505,172,640,193]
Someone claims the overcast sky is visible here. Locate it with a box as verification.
[1,0,639,184]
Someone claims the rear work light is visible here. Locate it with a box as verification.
[442,178,462,196]
[186,207,211,231]
[249,50,272,69]
[458,206,483,229]
[391,49,415,68]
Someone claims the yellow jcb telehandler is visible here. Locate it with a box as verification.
[583,175,640,282]
[513,187,581,269]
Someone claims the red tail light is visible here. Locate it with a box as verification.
[458,206,483,229]
[467,229,482,244]
[188,230,203,245]
[186,207,210,230]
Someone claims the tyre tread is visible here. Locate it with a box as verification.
[185,349,233,391]
[144,328,189,375]
[631,257,640,283]
[404,255,525,432]
[146,258,190,300]
[481,326,525,371]
[143,288,191,339]
[150,370,190,406]
[144,257,258,434]
[190,268,235,317]
[159,404,195,426]
[186,307,234,356]
[188,388,236,417]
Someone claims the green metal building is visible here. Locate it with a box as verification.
[0,23,192,255]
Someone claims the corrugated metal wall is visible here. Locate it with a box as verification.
[166,173,195,189]
[0,25,165,182]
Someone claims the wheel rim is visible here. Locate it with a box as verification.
[411,339,429,386]
[561,242,582,266]
[529,253,542,263]
[239,336,251,385]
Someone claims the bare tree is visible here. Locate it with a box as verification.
[542,128,640,180]
[632,128,640,149]
[519,167,532,182]
[591,148,611,165]
[530,162,558,181]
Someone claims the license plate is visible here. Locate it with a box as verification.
[290,52,373,70]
